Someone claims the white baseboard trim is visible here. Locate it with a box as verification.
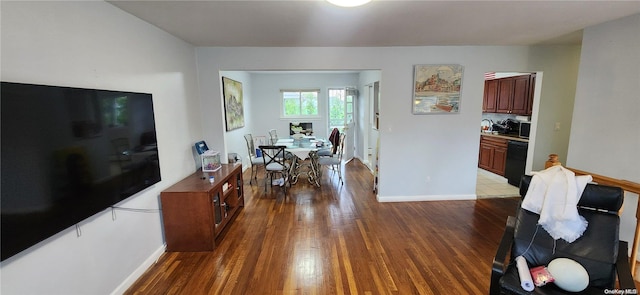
[376,194,477,202]
[243,156,252,172]
[356,157,374,173]
[111,244,166,295]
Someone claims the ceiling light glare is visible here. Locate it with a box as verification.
[327,0,372,8]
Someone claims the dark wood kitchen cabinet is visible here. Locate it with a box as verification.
[511,75,535,115]
[525,73,536,115]
[160,164,244,252]
[483,74,535,115]
[483,79,499,113]
[479,135,508,176]
[495,77,514,113]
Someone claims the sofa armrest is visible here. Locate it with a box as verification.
[616,240,637,291]
[490,216,516,295]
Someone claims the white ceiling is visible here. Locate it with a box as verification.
[108,0,640,47]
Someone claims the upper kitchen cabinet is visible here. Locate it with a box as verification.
[483,73,535,115]
[525,74,536,115]
[483,79,498,113]
[496,77,515,113]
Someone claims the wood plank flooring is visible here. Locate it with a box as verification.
[125,159,521,294]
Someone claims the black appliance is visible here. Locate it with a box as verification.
[505,140,528,186]
[519,122,531,138]
[492,119,520,135]
[1,81,161,261]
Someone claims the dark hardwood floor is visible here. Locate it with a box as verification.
[125,159,521,294]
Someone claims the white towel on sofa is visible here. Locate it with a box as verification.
[521,165,593,243]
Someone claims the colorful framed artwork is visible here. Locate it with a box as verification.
[222,77,245,131]
[412,64,464,114]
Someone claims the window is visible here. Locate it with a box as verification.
[281,89,319,118]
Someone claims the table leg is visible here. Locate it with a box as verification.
[307,151,321,187]
[289,156,300,185]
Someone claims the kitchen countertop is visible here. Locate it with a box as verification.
[480,132,529,143]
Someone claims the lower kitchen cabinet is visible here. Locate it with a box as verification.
[479,135,508,176]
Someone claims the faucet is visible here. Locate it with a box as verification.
[482,119,494,131]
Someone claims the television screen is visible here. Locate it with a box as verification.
[1,81,161,261]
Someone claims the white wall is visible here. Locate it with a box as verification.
[195,47,543,201]
[217,71,252,169]
[213,71,360,170]
[1,2,201,294]
[527,46,582,171]
[248,72,359,139]
[358,71,382,168]
[567,13,640,251]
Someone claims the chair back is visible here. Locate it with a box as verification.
[258,145,287,172]
[268,129,278,145]
[328,128,340,154]
[513,175,624,288]
[244,134,256,158]
[336,133,346,161]
[519,175,623,213]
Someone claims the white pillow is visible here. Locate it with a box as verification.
[547,258,589,292]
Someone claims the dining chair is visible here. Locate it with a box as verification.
[244,134,264,184]
[318,133,345,185]
[318,127,339,157]
[268,129,278,145]
[258,145,290,193]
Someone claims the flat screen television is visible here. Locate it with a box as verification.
[1,81,161,261]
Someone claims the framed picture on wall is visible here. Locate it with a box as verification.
[222,77,245,131]
[412,64,463,114]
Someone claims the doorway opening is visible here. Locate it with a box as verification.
[478,71,539,198]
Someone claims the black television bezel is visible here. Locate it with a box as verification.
[1,81,161,261]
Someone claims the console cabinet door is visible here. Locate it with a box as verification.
[236,172,244,206]
[212,191,223,226]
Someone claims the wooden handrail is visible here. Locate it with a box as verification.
[545,154,640,274]
[567,167,640,195]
